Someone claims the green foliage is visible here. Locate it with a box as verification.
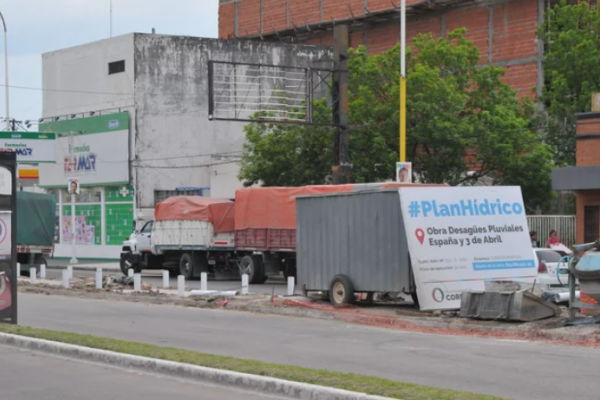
[538,0,600,165]
[239,28,553,211]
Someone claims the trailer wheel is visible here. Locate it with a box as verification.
[240,255,265,284]
[329,274,355,306]
[179,253,194,280]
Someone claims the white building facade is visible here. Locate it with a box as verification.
[39,33,330,259]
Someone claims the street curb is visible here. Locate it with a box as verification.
[0,333,392,400]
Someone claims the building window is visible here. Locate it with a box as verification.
[584,206,600,243]
[108,60,125,75]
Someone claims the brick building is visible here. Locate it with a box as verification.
[553,112,600,245]
[218,0,545,98]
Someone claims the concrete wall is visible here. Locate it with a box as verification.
[219,0,543,98]
[42,34,136,117]
[132,34,331,208]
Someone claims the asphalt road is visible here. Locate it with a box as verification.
[0,345,281,400]
[44,268,291,295]
[17,293,599,400]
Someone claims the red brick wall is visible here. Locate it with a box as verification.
[576,117,600,167]
[219,0,541,97]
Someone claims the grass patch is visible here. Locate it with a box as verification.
[0,324,509,400]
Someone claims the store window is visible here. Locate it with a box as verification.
[105,186,135,246]
[62,187,102,246]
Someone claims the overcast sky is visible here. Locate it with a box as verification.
[0,0,219,129]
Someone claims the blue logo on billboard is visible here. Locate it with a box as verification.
[108,120,120,129]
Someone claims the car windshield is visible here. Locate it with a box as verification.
[535,249,563,263]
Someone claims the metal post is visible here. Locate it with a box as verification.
[201,272,207,291]
[399,0,407,162]
[332,24,350,184]
[95,268,102,290]
[0,11,9,131]
[69,132,78,264]
[241,274,249,295]
[162,270,169,288]
[569,267,576,319]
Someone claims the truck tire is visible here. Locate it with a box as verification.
[240,255,265,284]
[120,252,134,275]
[329,274,355,306]
[179,253,194,280]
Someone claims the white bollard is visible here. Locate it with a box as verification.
[241,274,249,295]
[40,264,46,279]
[177,275,185,297]
[95,268,103,290]
[29,268,36,283]
[67,266,73,280]
[16,263,20,277]
[133,273,141,292]
[162,270,169,289]
[201,272,207,291]
[287,276,295,296]
[128,268,134,278]
[62,270,69,288]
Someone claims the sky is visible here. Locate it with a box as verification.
[0,0,219,129]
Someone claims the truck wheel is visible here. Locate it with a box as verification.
[329,274,354,306]
[179,253,194,280]
[120,252,134,275]
[240,255,265,284]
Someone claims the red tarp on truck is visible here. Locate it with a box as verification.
[234,185,356,230]
[154,196,235,233]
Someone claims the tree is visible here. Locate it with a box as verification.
[538,0,600,166]
[239,28,554,212]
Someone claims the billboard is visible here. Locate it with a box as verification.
[0,132,56,163]
[39,113,130,187]
[399,186,536,311]
[0,153,17,324]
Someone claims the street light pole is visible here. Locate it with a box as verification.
[399,0,406,162]
[0,11,9,131]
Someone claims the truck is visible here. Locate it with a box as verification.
[121,196,236,278]
[121,183,412,282]
[17,191,55,274]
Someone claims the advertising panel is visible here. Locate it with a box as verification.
[39,113,129,187]
[0,132,56,164]
[399,186,536,311]
[0,156,16,324]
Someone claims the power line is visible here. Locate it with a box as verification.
[0,84,133,96]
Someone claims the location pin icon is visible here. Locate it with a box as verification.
[415,228,425,245]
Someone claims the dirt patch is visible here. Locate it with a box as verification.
[17,279,600,347]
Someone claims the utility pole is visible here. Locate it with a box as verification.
[399,0,407,162]
[332,24,350,184]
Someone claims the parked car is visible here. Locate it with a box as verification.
[532,248,570,289]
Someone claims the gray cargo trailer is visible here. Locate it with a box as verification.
[296,188,417,306]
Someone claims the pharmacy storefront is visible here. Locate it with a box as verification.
[39,113,133,259]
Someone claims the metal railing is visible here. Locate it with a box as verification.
[527,215,576,247]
